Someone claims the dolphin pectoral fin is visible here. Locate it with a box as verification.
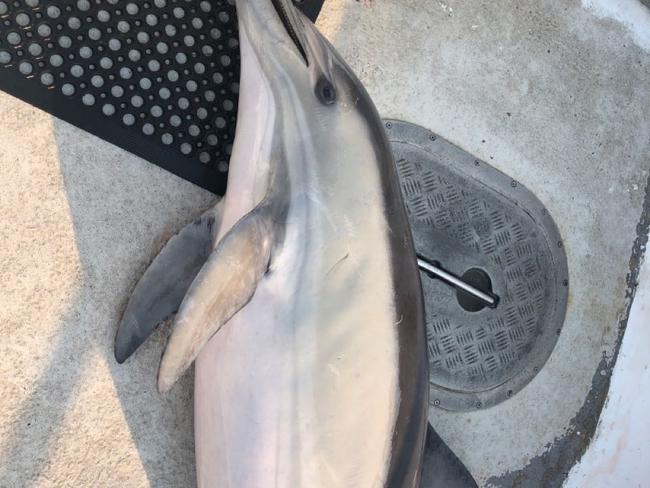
[157,205,275,393]
[114,201,224,364]
[420,424,478,488]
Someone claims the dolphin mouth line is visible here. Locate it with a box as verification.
[270,0,309,64]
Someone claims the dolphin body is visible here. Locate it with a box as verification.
[115,1,476,487]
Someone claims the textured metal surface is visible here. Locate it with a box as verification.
[0,0,323,195]
[386,119,569,411]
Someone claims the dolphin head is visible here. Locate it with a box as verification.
[225,0,390,220]
[235,0,365,115]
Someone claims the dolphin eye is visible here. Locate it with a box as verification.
[315,77,336,105]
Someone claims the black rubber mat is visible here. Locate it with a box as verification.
[386,119,569,411]
[0,0,324,195]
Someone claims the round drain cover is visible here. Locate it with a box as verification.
[386,119,569,411]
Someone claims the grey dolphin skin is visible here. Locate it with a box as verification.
[115,0,476,486]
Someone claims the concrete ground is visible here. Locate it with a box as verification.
[0,0,648,487]
[566,248,649,487]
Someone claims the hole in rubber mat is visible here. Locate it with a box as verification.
[456,268,493,313]
[385,119,569,412]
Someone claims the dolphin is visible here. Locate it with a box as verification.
[115,0,476,486]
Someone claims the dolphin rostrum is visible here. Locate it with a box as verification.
[115,0,476,486]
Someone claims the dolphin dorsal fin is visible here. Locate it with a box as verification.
[157,204,275,392]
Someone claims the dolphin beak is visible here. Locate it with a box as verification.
[268,0,309,64]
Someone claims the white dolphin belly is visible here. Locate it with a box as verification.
[195,158,400,487]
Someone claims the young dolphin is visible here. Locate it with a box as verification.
[115,1,476,486]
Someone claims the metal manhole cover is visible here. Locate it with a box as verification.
[386,119,569,411]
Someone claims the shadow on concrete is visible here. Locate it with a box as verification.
[19,117,214,486]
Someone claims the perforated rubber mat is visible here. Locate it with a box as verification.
[385,119,569,411]
[0,0,323,195]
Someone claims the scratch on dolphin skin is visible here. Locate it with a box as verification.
[325,252,350,277]
[327,363,341,376]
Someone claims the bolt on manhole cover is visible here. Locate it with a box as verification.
[386,119,569,411]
